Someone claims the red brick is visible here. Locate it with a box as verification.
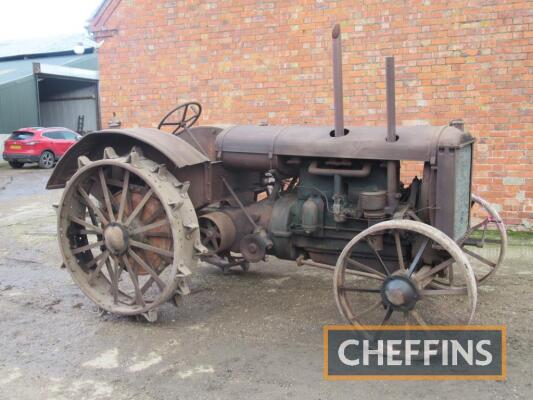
[90,0,533,229]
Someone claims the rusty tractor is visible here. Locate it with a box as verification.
[48,25,506,325]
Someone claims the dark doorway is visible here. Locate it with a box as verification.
[38,77,99,134]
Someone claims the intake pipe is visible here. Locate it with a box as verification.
[308,161,372,177]
[331,23,346,222]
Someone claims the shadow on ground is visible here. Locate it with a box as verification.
[0,166,531,399]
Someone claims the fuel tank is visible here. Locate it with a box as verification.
[214,124,474,170]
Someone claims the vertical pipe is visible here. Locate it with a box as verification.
[385,57,399,212]
[331,24,345,222]
[387,160,399,211]
[385,56,397,143]
[332,24,344,138]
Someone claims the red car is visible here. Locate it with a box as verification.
[3,127,81,169]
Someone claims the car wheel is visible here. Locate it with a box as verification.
[8,161,24,169]
[39,151,55,169]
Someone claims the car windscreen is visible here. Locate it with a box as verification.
[10,131,34,140]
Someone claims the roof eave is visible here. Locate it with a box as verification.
[89,0,122,33]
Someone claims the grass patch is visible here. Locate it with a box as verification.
[468,229,533,246]
[507,230,533,246]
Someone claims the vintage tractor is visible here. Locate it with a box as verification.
[48,25,507,325]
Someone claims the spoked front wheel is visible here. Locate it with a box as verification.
[57,146,201,317]
[334,220,477,327]
[456,194,507,284]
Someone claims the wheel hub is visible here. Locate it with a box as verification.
[103,222,129,255]
[381,275,419,311]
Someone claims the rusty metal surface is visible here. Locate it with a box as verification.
[56,145,202,318]
[215,124,474,163]
[43,22,497,332]
[178,126,224,160]
[47,128,210,189]
[199,212,236,253]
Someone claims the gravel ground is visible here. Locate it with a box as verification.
[0,164,532,400]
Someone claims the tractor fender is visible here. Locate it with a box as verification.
[47,128,210,190]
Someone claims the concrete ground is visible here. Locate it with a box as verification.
[0,164,532,400]
[0,133,9,165]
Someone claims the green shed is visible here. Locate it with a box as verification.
[0,34,100,135]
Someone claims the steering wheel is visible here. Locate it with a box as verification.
[157,101,202,135]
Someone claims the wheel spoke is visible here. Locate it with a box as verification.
[117,170,130,223]
[457,218,488,245]
[122,256,146,307]
[380,307,393,325]
[141,277,156,294]
[98,168,115,222]
[71,240,104,255]
[366,241,391,275]
[356,301,384,319]
[420,287,468,296]
[470,218,488,233]
[124,189,154,226]
[345,269,385,281]
[130,219,170,235]
[101,258,116,303]
[394,231,406,271]
[79,229,100,235]
[68,215,102,233]
[407,237,429,277]
[127,249,166,291]
[78,186,109,225]
[146,231,172,238]
[144,207,165,226]
[339,286,380,293]
[414,257,454,281]
[85,249,109,270]
[345,258,386,279]
[88,251,110,284]
[462,248,497,268]
[410,310,428,326]
[129,239,173,260]
[111,257,125,303]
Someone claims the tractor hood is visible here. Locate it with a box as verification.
[215,124,474,164]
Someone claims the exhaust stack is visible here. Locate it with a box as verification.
[385,56,399,212]
[332,24,344,138]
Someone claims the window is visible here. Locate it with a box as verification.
[9,131,34,140]
[43,132,62,140]
[62,131,79,140]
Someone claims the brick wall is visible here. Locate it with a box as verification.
[91,0,532,228]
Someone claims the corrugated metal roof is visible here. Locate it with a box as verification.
[0,53,97,86]
[0,33,97,60]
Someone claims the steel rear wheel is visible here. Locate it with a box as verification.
[334,219,477,327]
[57,146,202,316]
